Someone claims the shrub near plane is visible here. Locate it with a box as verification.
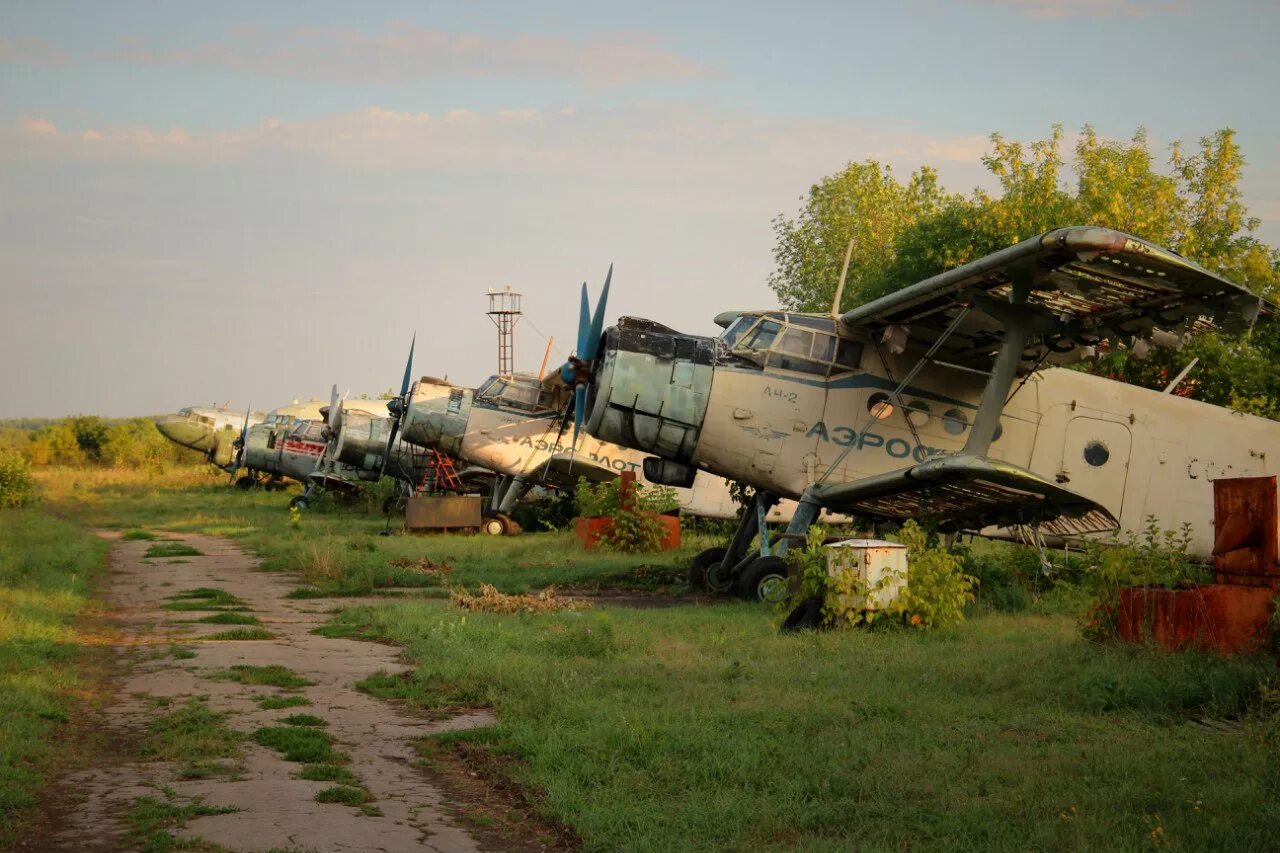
[323,334,826,537]
[154,404,265,470]
[560,227,1278,601]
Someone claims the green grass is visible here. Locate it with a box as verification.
[210,665,313,690]
[127,795,237,853]
[315,785,371,806]
[0,508,108,844]
[205,627,275,641]
[122,529,158,540]
[140,698,243,764]
[193,611,260,625]
[257,694,311,710]
[281,713,327,727]
[164,587,244,610]
[324,600,1280,851]
[144,542,204,558]
[254,726,344,764]
[170,645,197,660]
[299,763,357,783]
[40,466,718,596]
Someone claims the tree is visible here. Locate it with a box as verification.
[768,124,1280,419]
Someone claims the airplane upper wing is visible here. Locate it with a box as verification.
[839,226,1273,372]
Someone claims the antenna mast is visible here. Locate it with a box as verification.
[486,286,523,377]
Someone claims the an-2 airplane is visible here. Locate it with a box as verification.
[555,227,1276,602]
[323,335,829,535]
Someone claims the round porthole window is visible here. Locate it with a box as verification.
[905,400,931,427]
[942,408,968,435]
[1084,441,1110,467]
[868,392,894,420]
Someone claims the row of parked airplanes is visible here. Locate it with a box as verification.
[156,227,1280,603]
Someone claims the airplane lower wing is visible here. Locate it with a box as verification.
[810,454,1117,536]
[539,453,620,490]
[308,470,365,491]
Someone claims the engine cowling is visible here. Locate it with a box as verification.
[583,317,714,464]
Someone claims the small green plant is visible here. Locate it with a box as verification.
[144,542,203,558]
[281,713,327,727]
[140,698,242,763]
[122,529,158,541]
[289,505,303,530]
[0,450,35,509]
[195,611,260,625]
[254,726,343,763]
[893,521,977,629]
[126,796,237,852]
[205,627,275,641]
[575,477,678,553]
[1080,516,1209,640]
[257,695,311,710]
[300,763,357,783]
[315,785,371,806]
[211,665,313,689]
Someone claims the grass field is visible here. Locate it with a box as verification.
[12,465,1280,850]
[0,506,108,843]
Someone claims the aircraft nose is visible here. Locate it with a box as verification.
[154,414,207,449]
[401,382,469,455]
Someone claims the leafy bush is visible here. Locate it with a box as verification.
[1080,516,1210,641]
[894,521,978,629]
[783,521,976,630]
[575,477,679,553]
[0,450,35,509]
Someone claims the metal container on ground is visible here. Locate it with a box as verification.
[405,495,482,533]
[824,539,909,612]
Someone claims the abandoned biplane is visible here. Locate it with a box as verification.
[557,227,1277,602]
[321,335,826,535]
[234,397,390,505]
[154,404,265,471]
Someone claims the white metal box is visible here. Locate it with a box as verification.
[824,539,909,612]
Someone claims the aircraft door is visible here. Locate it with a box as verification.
[1060,417,1132,518]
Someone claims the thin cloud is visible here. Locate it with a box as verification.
[104,21,713,87]
[0,36,70,67]
[974,0,1187,18]
[18,116,57,136]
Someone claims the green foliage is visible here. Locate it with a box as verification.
[257,695,311,710]
[4,415,201,468]
[1081,517,1209,641]
[315,785,371,806]
[205,627,275,640]
[281,714,327,727]
[126,796,237,853]
[574,477,679,553]
[894,521,978,629]
[211,664,314,690]
[769,124,1280,417]
[144,542,203,558]
[0,449,35,509]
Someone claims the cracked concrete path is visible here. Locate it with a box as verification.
[44,531,494,853]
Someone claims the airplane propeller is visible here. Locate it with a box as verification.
[381,334,416,476]
[227,404,251,484]
[556,264,612,448]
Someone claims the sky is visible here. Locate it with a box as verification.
[2,0,1278,418]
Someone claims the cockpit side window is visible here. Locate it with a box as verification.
[835,339,864,371]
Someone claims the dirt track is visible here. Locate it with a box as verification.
[35,532,496,853]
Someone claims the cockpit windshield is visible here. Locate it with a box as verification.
[475,374,558,414]
[718,313,864,377]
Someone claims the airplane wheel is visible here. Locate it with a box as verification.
[289,495,310,511]
[736,555,790,604]
[688,547,727,591]
[235,476,255,491]
[780,595,824,633]
[481,515,506,536]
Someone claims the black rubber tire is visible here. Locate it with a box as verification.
[735,555,790,603]
[235,476,255,491]
[289,495,309,510]
[780,595,824,633]
[688,547,728,591]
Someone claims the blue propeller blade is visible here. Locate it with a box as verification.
[400,334,416,399]
[572,384,586,446]
[582,264,612,362]
[576,283,591,357]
